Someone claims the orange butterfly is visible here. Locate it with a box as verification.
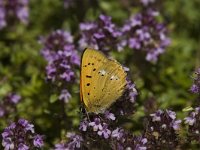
[80,48,127,113]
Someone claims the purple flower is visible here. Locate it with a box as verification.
[97,124,111,139]
[7,93,21,104]
[172,120,182,130]
[184,107,200,142]
[184,114,196,126]
[111,128,125,142]
[167,110,176,120]
[0,6,6,29]
[4,93,21,104]
[2,137,14,150]
[67,133,83,149]
[140,0,155,6]
[18,118,35,133]
[55,133,83,150]
[89,118,103,131]
[79,14,123,52]
[104,111,116,120]
[150,110,162,122]
[40,30,79,104]
[79,114,147,149]
[126,80,138,103]
[190,68,200,94]
[40,30,80,84]
[59,89,71,103]
[33,135,44,148]
[18,143,29,150]
[2,118,44,149]
[111,132,147,150]
[0,0,29,29]
[122,9,170,62]
[190,84,199,94]
[55,143,66,150]
[79,120,89,131]
[0,106,5,117]
[134,137,148,150]
[0,93,21,118]
[16,6,29,24]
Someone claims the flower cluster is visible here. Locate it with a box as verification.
[110,128,147,150]
[40,29,80,102]
[79,14,123,52]
[74,78,138,148]
[184,107,200,142]
[78,114,116,149]
[2,118,44,150]
[0,0,29,29]
[190,68,200,94]
[122,9,170,62]
[78,115,147,149]
[55,132,83,150]
[144,109,181,149]
[0,93,21,118]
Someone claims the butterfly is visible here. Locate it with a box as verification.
[80,48,127,113]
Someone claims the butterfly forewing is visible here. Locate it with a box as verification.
[80,48,107,111]
[80,48,127,113]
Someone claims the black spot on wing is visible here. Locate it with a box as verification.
[86,83,90,86]
[86,75,92,78]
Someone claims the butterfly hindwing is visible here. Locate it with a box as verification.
[97,60,127,111]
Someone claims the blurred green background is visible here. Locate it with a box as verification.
[0,0,200,148]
